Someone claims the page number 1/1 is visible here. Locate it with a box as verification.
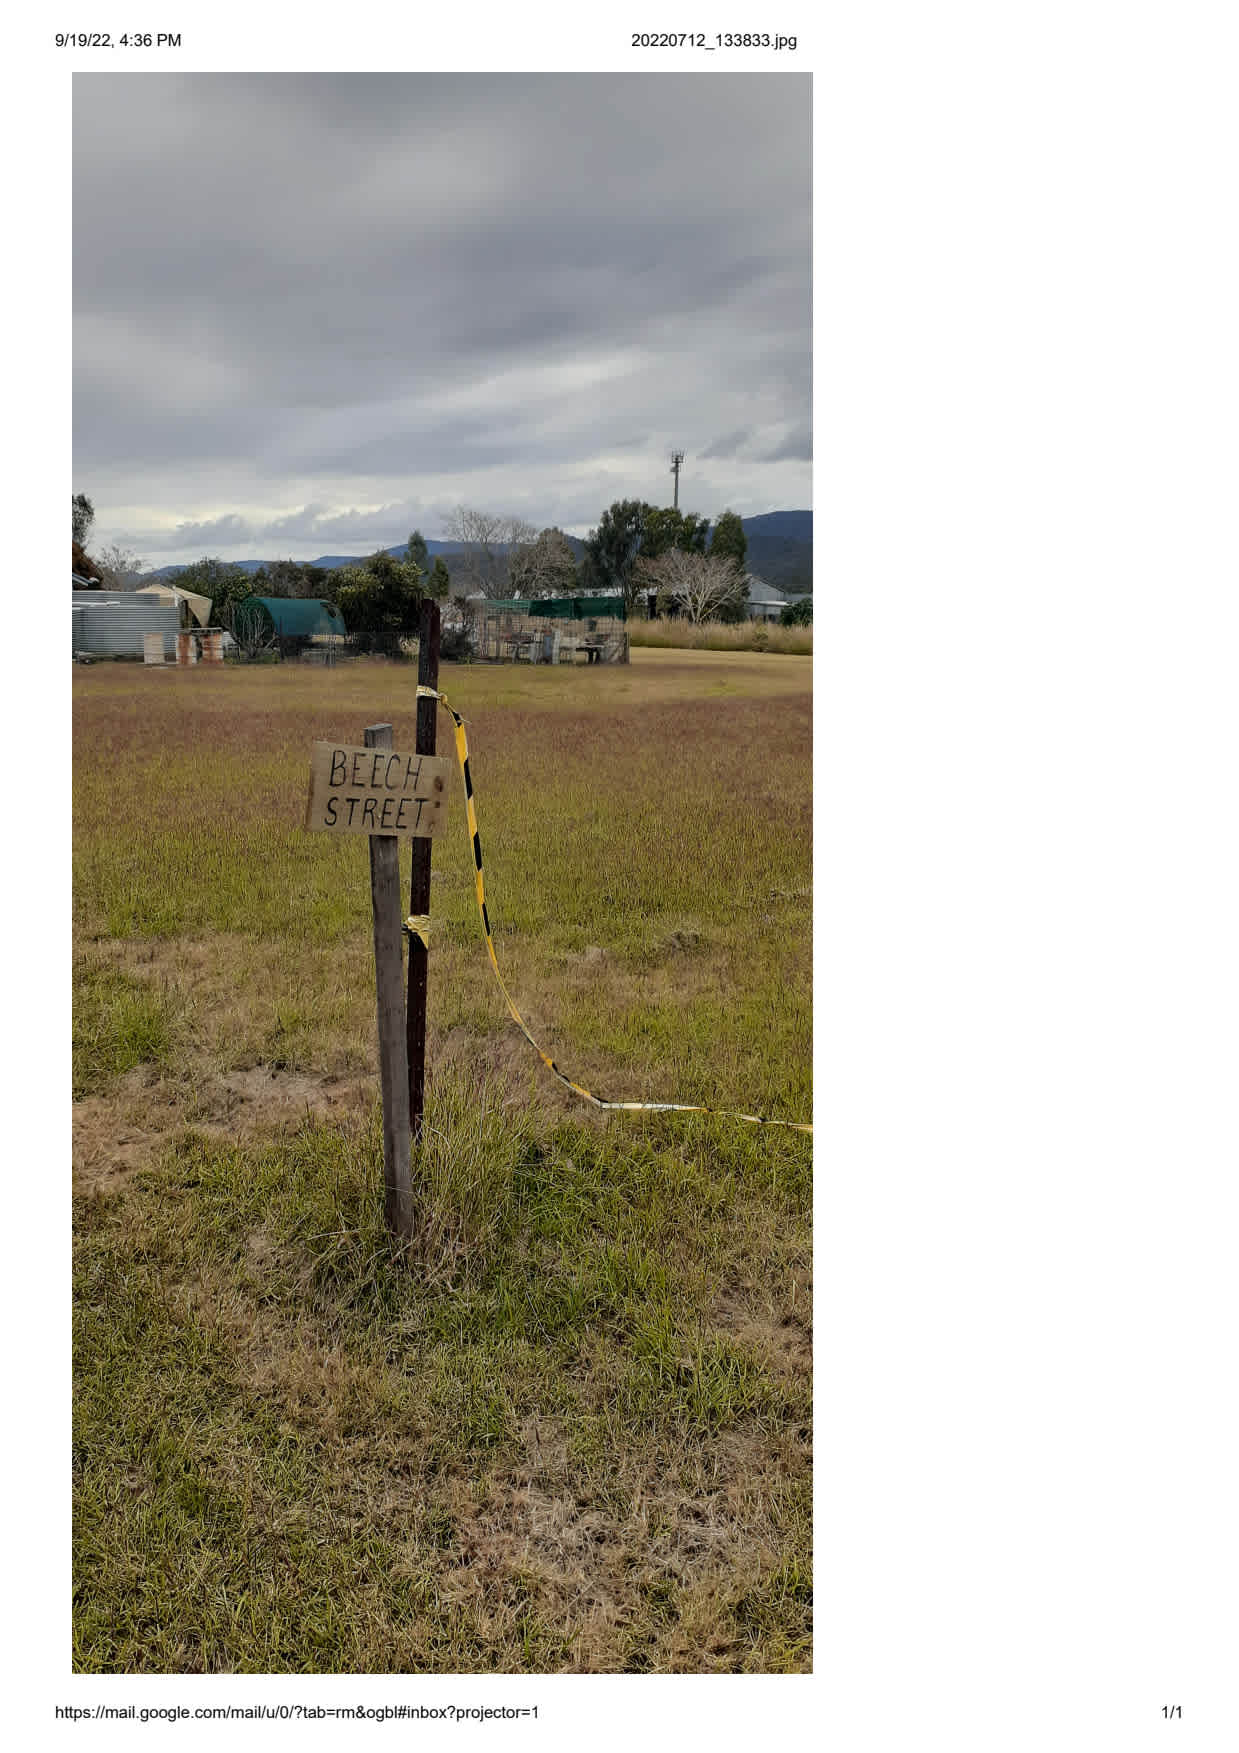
[1162,1706,1182,1719]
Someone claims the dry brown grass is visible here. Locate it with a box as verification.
[629,617,812,656]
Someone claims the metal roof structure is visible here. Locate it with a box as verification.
[744,574,788,607]
[71,591,179,657]
[135,582,213,627]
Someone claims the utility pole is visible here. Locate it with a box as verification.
[670,450,684,510]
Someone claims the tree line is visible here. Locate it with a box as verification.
[73,493,809,629]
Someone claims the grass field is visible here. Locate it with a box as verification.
[72,647,812,1674]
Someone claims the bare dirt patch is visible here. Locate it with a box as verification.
[72,1063,373,1194]
[192,1065,371,1128]
[73,1068,171,1193]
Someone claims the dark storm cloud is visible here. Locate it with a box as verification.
[74,72,810,559]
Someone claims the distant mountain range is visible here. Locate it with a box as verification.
[737,511,812,596]
[150,509,813,596]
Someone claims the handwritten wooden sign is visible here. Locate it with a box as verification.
[305,741,454,838]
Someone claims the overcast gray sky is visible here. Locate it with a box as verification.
[74,72,810,565]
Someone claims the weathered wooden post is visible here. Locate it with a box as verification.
[364,723,414,1238]
[407,599,441,1141]
[304,721,454,1241]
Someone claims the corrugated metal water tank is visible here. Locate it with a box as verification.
[72,592,179,658]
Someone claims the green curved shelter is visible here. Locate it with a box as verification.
[234,596,347,638]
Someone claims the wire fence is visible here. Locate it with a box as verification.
[227,617,629,666]
[470,609,629,665]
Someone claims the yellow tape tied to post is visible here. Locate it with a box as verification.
[417,684,811,1136]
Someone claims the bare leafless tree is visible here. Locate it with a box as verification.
[508,526,579,598]
[444,506,507,597]
[445,506,539,599]
[94,542,148,590]
[637,549,747,623]
[231,597,278,660]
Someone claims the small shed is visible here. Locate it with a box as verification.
[135,582,213,627]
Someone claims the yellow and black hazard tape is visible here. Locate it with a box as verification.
[416,684,812,1135]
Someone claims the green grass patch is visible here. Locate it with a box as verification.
[73,651,812,1672]
[73,967,178,1097]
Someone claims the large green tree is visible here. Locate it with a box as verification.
[580,499,653,612]
[709,508,747,572]
[253,556,325,598]
[407,530,430,575]
[428,556,451,600]
[331,549,424,633]
[641,506,710,560]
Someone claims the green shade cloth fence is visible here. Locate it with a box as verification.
[482,596,627,622]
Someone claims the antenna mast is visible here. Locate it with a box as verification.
[669,450,685,510]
